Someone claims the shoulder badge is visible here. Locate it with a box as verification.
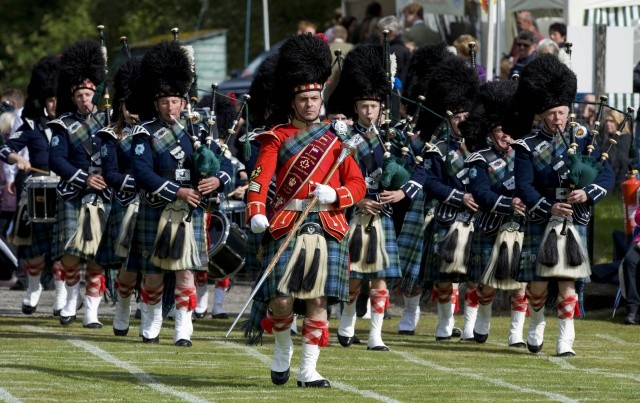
[134,143,145,156]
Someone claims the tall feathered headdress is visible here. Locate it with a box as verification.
[417,55,479,141]
[56,39,106,115]
[327,43,390,120]
[132,40,195,120]
[112,55,142,120]
[270,34,331,124]
[247,51,279,129]
[460,80,518,152]
[403,42,454,116]
[510,54,577,138]
[22,54,59,119]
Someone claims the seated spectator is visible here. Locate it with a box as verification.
[509,10,545,58]
[549,22,567,47]
[536,38,559,57]
[603,110,633,189]
[452,34,486,83]
[297,20,317,35]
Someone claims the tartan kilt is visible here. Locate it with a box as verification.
[20,221,54,259]
[395,192,426,294]
[52,195,112,261]
[125,197,207,275]
[422,221,468,285]
[518,220,587,282]
[244,231,264,273]
[253,212,349,305]
[468,230,498,282]
[95,199,127,268]
[349,213,401,281]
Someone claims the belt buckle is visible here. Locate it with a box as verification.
[175,168,191,182]
[556,188,569,200]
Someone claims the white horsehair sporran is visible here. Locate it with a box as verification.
[536,216,591,279]
[479,221,523,290]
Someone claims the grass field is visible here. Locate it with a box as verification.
[593,192,625,265]
[1,310,639,402]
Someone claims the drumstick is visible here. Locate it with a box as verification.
[28,167,50,175]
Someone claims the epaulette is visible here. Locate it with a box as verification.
[132,120,154,137]
[48,112,74,130]
[97,126,118,140]
[465,151,486,164]
[512,139,530,152]
[422,141,442,157]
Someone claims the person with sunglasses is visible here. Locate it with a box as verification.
[509,30,538,78]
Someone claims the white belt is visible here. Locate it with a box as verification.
[284,199,336,212]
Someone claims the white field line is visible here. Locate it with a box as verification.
[393,350,579,403]
[24,326,209,403]
[0,388,22,403]
[214,340,401,403]
[594,333,627,345]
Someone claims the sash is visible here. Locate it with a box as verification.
[268,129,337,218]
[277,123,331,166]
[150,120,187,164]
[64,114,103,163]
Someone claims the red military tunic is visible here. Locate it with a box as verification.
[246,119,365,240]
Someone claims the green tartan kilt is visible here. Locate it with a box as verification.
[348,213,401,281]
[395,193,427,294]
[125,197,207,275]
[422,221,468,286]
[52,195,112,261]
[468,230,498,282]
[253,213,350,305]
[518,220,588,282]
[20,221,54,260]
[95,199,127,268]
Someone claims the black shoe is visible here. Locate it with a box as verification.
[624,313,638,325]
[297,379,330,388]
[352,335,361,344]
[22,304,36,315]
[212,312,229,319]
[53,309,62,317]
[59,315,76,326]
[337,333,353,347]
[509,342,527,349]
[10,280,25,291]
[271,368,290,385]
[113,327,129,336]
[83,322,103,329]
[175,339,192,347]
[193,311,207,320]
[451,327,462,338]
[473,331,488,344]
[367,345,389,351]
[142,336,159,344]
[557,351,576,357]
[527,342,543,353]
[134,308,141,319]
[398,330,415,335]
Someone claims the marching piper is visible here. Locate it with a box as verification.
[243,33,366,387]
[94,54,143,336]
[128,40,232,346]
[0,54,65,316]
[461,80,529,346]
[328,43,402,351]
[512,54,614,356]
[49,39,112,328]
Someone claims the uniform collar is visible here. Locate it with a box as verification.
[292,117,319,129]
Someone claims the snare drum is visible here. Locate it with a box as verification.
[25,175,60,223]
[208,211,248,280]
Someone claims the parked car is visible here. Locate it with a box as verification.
[217,40,283,96]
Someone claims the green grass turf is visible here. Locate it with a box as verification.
[1,311,639,402]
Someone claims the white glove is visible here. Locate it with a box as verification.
[250,214,269,234]
[310,183,337,204]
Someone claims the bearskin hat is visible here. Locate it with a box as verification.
[131,40,195,120]
[112,55,142,120]
[510,54,577,138]
[270,34,331,124]
[22,54,59,120]
[56,39,106,115]
[403,42,454,116]
[327,44,390,120]
[460,80,518,152]
[247,51,279,128]
[417,55,479,141]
